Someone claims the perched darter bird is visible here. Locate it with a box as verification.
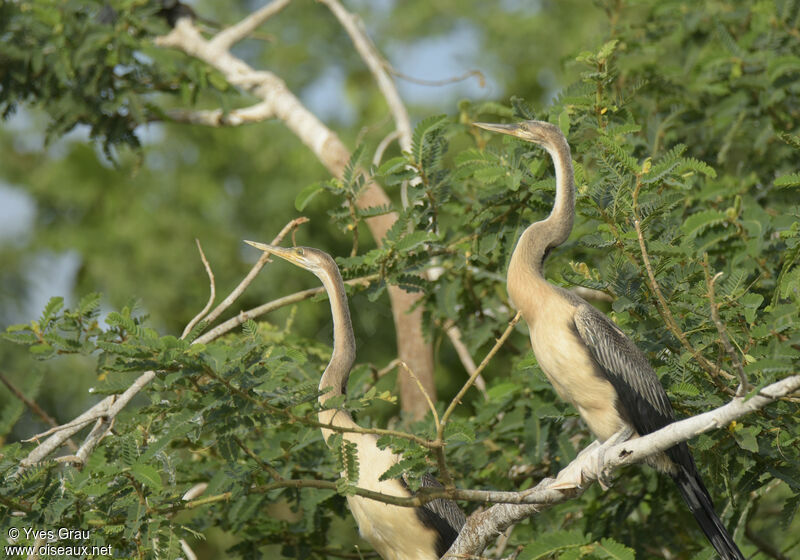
[473,120,744,560]
[245,241,466,560]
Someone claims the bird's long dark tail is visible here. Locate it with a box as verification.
[670,462,744,560]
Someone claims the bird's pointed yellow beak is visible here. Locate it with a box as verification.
[244,240,298,263]
[473,121,526,138]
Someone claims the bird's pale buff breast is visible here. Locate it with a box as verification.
[520,284,626,442]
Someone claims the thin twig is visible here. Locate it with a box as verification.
[388,67,486,88]
[399,359,451,486]
[194,274,378,345]
[181,239,217,339]
[443,321,489,400]
[22,416,97,443]
[320,0,418,211]
[201,217,308,327]
[373,130,401,166]
[166,101,275,127]
[233,435,284,480]
[210,0,292,51]
[445,373,800,556]
[702,254,749,396]
[492,525,515,558]
[440,312,522,430]
[320,0,411,152]
[179,539,199,560]
[398,361,440,432]
[0,371,79,452]
[201,361,441,449]
[631,182,734,384]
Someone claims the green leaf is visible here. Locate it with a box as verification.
[681,210,727,239]
[597,135,638,173]
[596,39,619,62]
[775,173,800,188]
[295,182,323,211]
[676,157,717,178]
[40,296,64,324]
[394,231,437,252]
[739,293,763,324]
[558,109,570,136]
[518,530,589,560]
[131,463,163,492]
[377,156,408,176]
[595,538,635,560]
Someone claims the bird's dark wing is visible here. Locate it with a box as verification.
[572,303,674,436]
[573,303,744,558]
[401,474,466,558]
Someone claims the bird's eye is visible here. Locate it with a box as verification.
[295,247,304,256]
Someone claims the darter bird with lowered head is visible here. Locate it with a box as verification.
[245,241,465,560]
[473,120,744,560]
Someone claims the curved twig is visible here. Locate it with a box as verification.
[181,239,216,339]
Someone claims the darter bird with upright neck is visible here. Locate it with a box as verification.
[245,241,465,560]
[472,120,744,560]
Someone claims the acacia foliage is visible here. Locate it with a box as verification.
[1,1,800,559]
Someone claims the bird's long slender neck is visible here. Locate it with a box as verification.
[507,131,575,315]
[316,269,358,439]
[318,271,356,404]
[541,135,575,253]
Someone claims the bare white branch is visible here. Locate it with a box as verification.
[16,220,308,472]
[201,217,308,327]
[155,20,352,177]
[319,0,412,152]
[444,322,488,399]
[181,239,216,339]
[210,0,292,51]
[194,274,378,345]
[167,101,275,127]
[445,373,800,557]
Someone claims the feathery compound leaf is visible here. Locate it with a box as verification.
[242,319,258,337]
[295,181,324,211]
[595,538,635,560]
[394,231,438,252]
[378,454,425,482]
[334,439,360,483]
[357,203,394,218]
[681,209,728,239]
[40,296,64,325]
[78,292,102,315]
[342,143,366,188]
[597,135,639,173]
[411,115,448,165]
[518,530,590,559]
[775,173,800,188]
[130,463,163,492]
[778,132,800,150]
[510,96,536,119]
[675,157,717,178]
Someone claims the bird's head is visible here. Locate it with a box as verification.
[473,119,564,150]
[244,240,336,279]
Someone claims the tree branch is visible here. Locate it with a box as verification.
[702,254,749,396]
[0,371,78,452]
[631,182,734,386]
[15,220,310,472]
[210,0,292,51]
[181,238,216,339]
[166,101,274,127]
[156,14,436,420]
[193,273,378,345]
[445,374,800,556]
[319,0,412,152]
[200,217,308,327]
